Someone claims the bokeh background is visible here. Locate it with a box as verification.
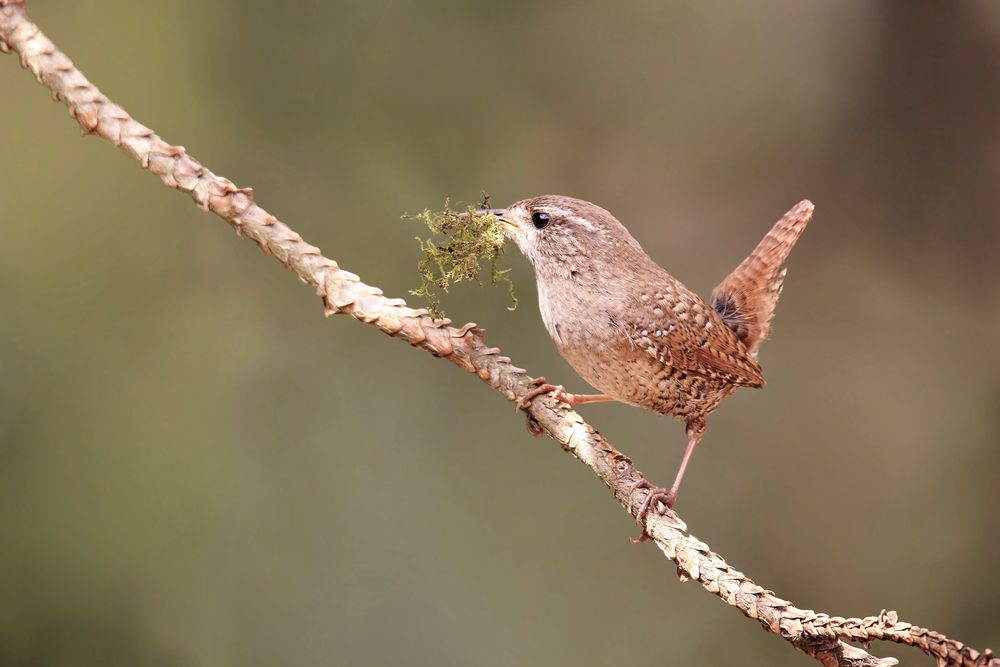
[2,1,998,665]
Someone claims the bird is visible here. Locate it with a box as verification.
[488,195,813,519]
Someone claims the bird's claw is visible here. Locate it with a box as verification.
[517,377,569,436]
[517,377,570,409]
[627,478,675,544]
[525,414,545,437]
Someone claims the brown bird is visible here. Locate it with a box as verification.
[490,196,812,517]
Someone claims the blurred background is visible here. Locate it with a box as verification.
[2,1,998,665]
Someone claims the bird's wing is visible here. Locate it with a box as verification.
[615,287,765,388]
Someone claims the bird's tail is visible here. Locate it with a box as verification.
[711,200,813,355]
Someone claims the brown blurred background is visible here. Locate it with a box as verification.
[2,1,998,665]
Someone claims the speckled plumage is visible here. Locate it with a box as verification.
[499,195,813,508]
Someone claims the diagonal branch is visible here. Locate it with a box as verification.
[1,3,994,666]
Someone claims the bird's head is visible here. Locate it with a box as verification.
[483,195,645,275]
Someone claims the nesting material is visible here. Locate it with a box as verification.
[405,199,517,318]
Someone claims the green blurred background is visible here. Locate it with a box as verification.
[2,1,998,665]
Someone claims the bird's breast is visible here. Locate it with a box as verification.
[536,278,612,350]
[536,279,628,389]
[536,285,564,346]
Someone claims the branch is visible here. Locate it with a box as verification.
[1,3,994,666]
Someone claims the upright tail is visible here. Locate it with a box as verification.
[711,200,813,355]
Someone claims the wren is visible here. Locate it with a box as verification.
[491,196,812,516]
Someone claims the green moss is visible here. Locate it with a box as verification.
[404,196,517,318]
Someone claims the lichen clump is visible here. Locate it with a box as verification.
[405,198,517,318]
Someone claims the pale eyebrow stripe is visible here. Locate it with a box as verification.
[544,206,596,230]
[567,214,596,230]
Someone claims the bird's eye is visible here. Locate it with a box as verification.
[531,211,550,229]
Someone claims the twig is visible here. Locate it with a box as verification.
[1,3,994,665]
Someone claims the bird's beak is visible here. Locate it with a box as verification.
[478,208,519,235]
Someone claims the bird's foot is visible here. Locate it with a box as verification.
[517,378,612,436]
[627,479,676,544]
[516,378,560,436]
[516,377,571,409]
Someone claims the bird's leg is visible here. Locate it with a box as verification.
[667,424,705,505]
[629,422,705,543]
[567,393,617,405]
